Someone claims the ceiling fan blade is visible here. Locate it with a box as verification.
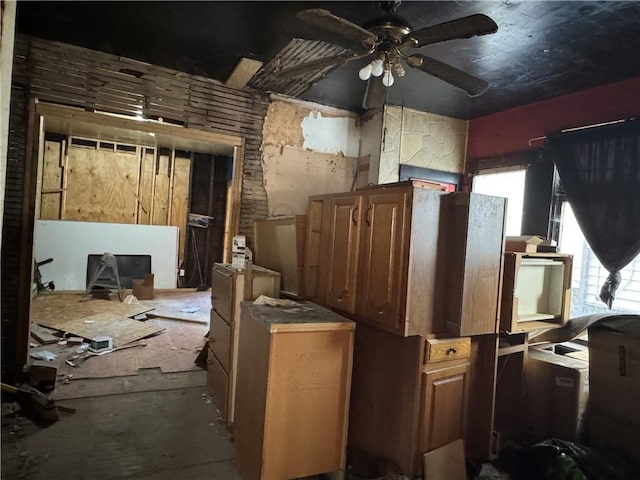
[362,76,386,110]
[407,14,498,48]
[407,54,489,96]
[297,9,379,47]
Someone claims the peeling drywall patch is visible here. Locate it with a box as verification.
[262,100,307,148]
[260,97,362,216]
[301,111,360,157]
[262,145,356,216]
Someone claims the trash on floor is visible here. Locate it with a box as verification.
[180,306,200,313]
[29,351,57,361]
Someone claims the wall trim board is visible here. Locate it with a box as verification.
[34,220,179,290]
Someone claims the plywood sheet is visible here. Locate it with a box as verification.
[144,290,210,324]
[41,139,63,219]
[31,293,154,328]
[152,151,170,225]
[65,143,139,224]
[137,148,155,224]
[43,311,164,347]
[170,154,191,264]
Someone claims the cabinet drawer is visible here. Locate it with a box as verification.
[426,337,471,364]
[212,265,234,322]
[209,309,231,372]
[207,348,229,419]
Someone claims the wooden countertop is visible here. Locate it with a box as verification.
[242,302,356,333]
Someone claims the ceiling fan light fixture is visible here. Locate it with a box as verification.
[359,63,373,80]
[382,69,395,87]
[371,59,385,77]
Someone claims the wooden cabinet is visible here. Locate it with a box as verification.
[325,195,363,314]
[419,362,470,453]
[348,323,483,478]
[500,253,572,333]
[208,263,280,425]
[358,190,410,333]
[234,302,355,480]
[306,181,506,337]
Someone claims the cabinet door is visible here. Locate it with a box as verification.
[358,191,409,334]
[419,363,470,453]
[326,195,363,314]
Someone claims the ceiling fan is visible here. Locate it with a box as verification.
[275,2,498,109]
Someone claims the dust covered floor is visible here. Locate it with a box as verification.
[28,290,210,381]
[1,372,239,480]
[1,290,240,479]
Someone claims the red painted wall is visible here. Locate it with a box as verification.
[467,77,640,161]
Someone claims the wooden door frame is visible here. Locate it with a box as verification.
[15,100,245,372]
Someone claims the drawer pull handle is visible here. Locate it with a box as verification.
[446,347,457,355]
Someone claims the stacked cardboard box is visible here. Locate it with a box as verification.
[588,323,640,463]
[523,348,589,444]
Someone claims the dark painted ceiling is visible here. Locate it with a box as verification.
[15,1,640,120]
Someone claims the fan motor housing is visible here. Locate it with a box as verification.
[364,14,413,42]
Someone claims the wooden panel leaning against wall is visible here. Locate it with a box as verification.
[39,134,192,264]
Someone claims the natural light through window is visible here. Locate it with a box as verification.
[559,202,640,316]
[472,169,526,236]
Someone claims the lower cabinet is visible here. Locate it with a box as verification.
[419,363,470,453]
[348,323,483,479]
[234,302,355,480]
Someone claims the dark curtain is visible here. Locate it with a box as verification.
[545,119,640,308]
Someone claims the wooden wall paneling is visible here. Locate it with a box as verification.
[59,137,69,219]
[137,148,155,224]
[167,148,176,225]
[40,138,63,219]
[64,139,139,223]
[133,146,142,224]
[170,152,192,265]
[152,149,171,226]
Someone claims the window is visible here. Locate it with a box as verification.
[559,202,640,316]
[472,169,526,236]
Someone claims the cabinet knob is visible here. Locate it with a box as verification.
[446,347,457,355]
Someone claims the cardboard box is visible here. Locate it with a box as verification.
[28,361,58,392]
[589,323,640,426]
[132,273,154,300]
[589,409,640,464]
[523,348,589,443]
[505,235,545,253]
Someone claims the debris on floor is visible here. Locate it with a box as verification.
[29,351,57,361]
[180,306,200,313]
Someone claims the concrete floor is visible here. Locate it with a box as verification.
[1,370,240,480]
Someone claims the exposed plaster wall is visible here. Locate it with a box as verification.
[377,105,468,184]
[261,97,359,216]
